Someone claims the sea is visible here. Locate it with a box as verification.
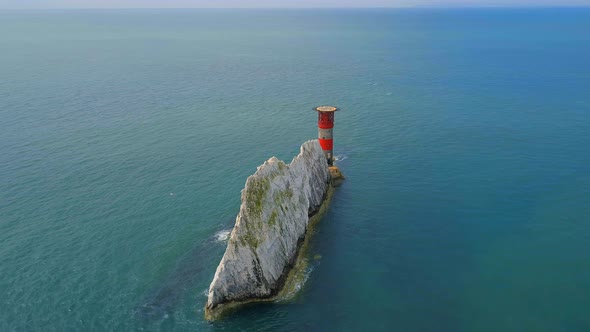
[1,7,589,331]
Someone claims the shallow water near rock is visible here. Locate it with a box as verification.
[1,8,590,331]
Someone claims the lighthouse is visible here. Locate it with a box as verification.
[314,105,339,166]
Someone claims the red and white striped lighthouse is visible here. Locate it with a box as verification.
[314,105,339,166]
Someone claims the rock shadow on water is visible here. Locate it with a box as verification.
[132,222,233,324]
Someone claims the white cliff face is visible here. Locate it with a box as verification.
[206,140,330,312]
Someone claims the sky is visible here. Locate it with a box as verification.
[2,0,590,9]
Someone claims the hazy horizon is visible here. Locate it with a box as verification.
[2,0,590,9]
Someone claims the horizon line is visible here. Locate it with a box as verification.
[2,5,590,10]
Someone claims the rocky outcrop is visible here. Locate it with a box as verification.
[205,140,330,318]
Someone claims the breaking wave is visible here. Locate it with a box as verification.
[214,229,231,243]
[334,154,348,162]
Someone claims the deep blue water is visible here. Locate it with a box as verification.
[1,8,590,331]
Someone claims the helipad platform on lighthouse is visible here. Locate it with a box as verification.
[314,106,339,112]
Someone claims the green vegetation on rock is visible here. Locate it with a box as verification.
[242,231,260,250]
[269,210,278,227]
[246,177,270,218]
[274,188,294,205]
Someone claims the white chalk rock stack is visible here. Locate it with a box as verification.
[206,140,330,314]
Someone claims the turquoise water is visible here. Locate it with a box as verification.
[1,8,590,331]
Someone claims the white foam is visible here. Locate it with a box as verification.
[214,229,231,243]
[334,154,348,162]
[294,266,314,292]
[279,265,315,301]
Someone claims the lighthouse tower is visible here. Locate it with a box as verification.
[314,105,339,166]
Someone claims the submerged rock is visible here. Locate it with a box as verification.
[329,166,345,187]
[205,140,331,319]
